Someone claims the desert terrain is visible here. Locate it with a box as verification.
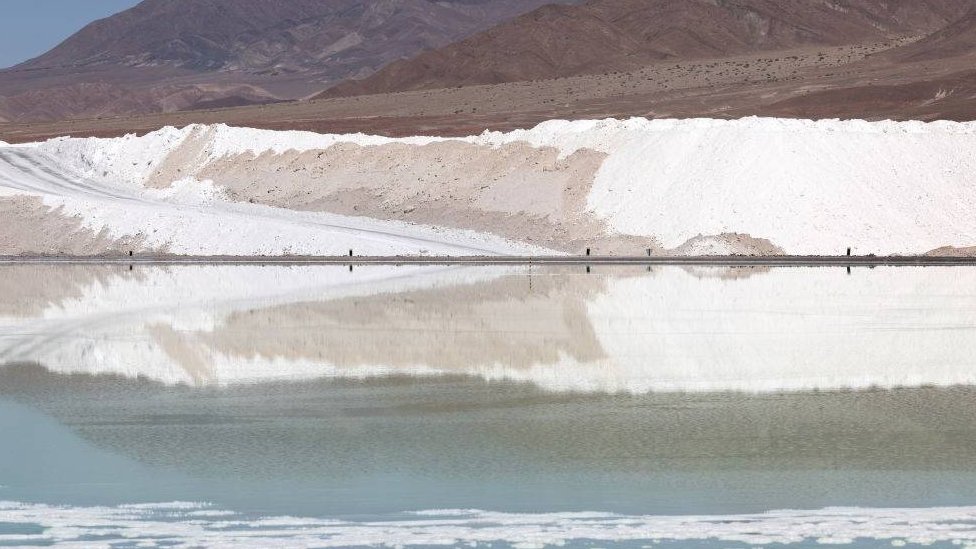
[2,33,974,145]
[5,5,976,548]
[0,0,974,258]
[0,0,580,123]
[3,0,976,143]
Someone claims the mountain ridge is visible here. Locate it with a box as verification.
[0,0,579,122]
[324,0,974,98]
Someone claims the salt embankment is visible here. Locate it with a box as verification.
[1,117,975,256]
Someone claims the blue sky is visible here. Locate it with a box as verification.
[0,0,141,69]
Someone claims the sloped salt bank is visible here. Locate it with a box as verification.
[2,117,976,256]
[0,131,550,257]
[478,117,976,255]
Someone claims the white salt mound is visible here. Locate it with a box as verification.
[4,116,976,256]
[477,117,976,255]
[0,131,550,257]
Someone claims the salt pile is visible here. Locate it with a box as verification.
[478,117,976,255]
[1,117,975,256]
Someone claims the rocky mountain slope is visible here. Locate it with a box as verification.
[325,0,974,97]
[2,0,975,137]
[886,4,976,62]
[0,0,577,122]
[764,4,976,120]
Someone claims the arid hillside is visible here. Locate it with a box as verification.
[2,0,976,140]
[325,0,974,97]
[763,5,976,120]
[885,5,976,62]
[0,0,578,122]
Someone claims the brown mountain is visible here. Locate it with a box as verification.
[886,5,976,62]
[325,0,974,97]
[3,0,976,140]
[764,5,976,121]
[0,0,579,122]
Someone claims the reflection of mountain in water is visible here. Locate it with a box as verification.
[2,264,976,392]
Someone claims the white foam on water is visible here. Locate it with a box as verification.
[1,501,975,548]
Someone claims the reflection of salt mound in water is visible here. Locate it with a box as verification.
[561,266,976,392]
[0,264,514,383]
[2,265,976,393]
[2,501,976,547]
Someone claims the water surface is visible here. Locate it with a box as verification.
[2,264,976,547]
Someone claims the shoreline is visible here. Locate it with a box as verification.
[2,255,976,266]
